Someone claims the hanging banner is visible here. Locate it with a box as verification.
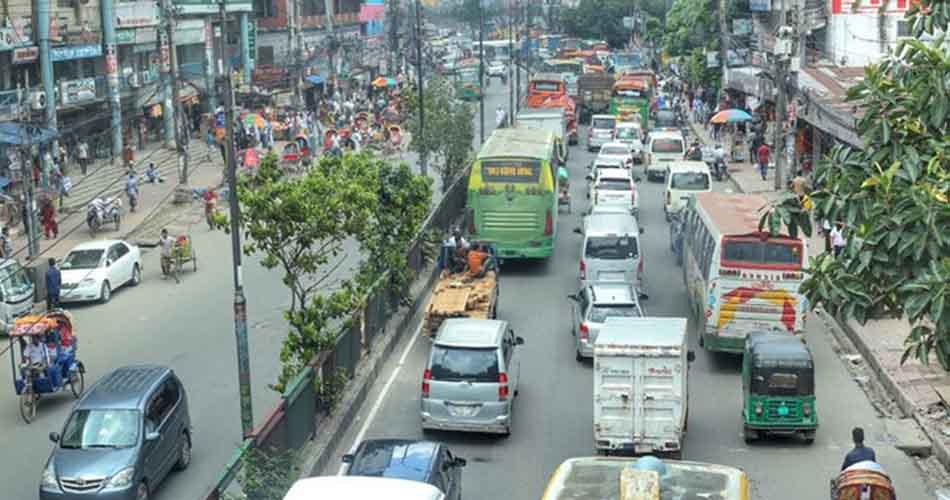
[749,0,771,11]
[12,46,39,64]
[114,1,160,28]
[175,19,206,45]
[0,16,33,51]
[51,44,102,61]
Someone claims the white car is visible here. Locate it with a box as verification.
[596,142,635,169]
[59,239,143,303]
[588,167,640,217]
[488,61,507,77]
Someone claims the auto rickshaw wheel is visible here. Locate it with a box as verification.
[19,387,37,423]
[743,426,758,444]
[801,430,816,445]
[70,370,85,398]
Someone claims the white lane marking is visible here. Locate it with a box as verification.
[337,321,425,475]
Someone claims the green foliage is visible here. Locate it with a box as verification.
[314,367,348,412]
[760,6,950,368]
[663,0,717,56]
[403,77,475,191]
[559,0,629,47]
[237,153,432,391]
[453,0,502,30]
[232,447,301,500]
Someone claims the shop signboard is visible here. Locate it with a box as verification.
[116,29,136,45]
[51,44,103,61]
[60,78,97,105]
[733,19,752,36]
[12,46,39,64]
[749,0,771,11]
[175,19,206,45]
[0,16,33,51]
[115,1,159,28]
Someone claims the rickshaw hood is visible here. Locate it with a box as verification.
[52,446,138,481]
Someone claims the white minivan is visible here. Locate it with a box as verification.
[645,131,686,181]
[0,259,35,334]
[285,477,444,500]
[576,213,643,288]
[664,161,712,220]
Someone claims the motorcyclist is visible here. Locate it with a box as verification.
[712,143,727,179]
[684,141,702,161]
[125,171,139,213]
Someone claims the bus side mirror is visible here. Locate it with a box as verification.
[639,228,645,235]
[573,227,583,235]
[688,351,696,363]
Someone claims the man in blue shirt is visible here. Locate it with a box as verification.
[842,427,877,470]
[46,258,61,310]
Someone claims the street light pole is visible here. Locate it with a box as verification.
[414,0,426,177]
[507,0,514,118]
[478,0,485,144]
[217,0,253,440]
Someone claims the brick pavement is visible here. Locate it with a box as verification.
[690,118,950,471]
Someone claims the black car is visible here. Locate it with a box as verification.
[343,439,466,500]
[654,109,679,129]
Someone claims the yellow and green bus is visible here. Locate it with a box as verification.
[541,456,750,500]
[467,127,562,260]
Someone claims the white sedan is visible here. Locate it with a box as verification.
[59,239,143,304]
[596,142,636,169]
[488,61,507,77]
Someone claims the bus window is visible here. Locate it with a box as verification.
[722,239,803,269]
[765,242,802,265]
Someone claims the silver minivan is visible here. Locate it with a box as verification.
[421,319,524,436]
[568,282,646,361]
[575,213,643,288]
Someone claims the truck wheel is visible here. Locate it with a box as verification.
[743,426,758,444]
[802,430,816,445]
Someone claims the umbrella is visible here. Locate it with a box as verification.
[243,114,266,128]
[240,148,260,168]
[709,109,753,124]
[372,76,397,88]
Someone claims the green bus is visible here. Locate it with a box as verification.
[454,62,481,101]
[467,127,562,260]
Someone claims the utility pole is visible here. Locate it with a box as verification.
[387,0,399,75]
[287,0,300,106]
[514,0,520,111]
[16,76,39,259]
[478,0,485,144]
[162,0,190,185]
[522,2,529,79]
[323,0,336,85]
[414,0,426,176]
[718,0,729,85]
[507,0,514,118]
[772,1,795,190]
[217,0,253,440]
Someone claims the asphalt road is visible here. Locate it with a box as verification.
[318,124,933,500]
[0,83,514,500]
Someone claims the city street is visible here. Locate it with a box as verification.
[0,82,513,499]
[317,124,933,500]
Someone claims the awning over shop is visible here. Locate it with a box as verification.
[0,122,59,145]
[305,75,324,86]
[796,65,864,149]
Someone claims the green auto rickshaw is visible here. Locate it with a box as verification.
[742,331,817,444]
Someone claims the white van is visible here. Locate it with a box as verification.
[645,131,686,181]
[664,161,712,220]
[0,259,35,334]
[284,476,444,500]
[577,213,642,288]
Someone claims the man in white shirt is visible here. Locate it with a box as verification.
[22,335,49,376]
[77,141,89,175]
[830,223,846,258]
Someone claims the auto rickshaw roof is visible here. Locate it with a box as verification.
[746,332,813,368]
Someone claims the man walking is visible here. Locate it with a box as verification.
[756,142,771,181]
[77,139,89,175]
[45,258,61,310]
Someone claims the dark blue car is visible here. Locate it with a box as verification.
[342,439,466,500]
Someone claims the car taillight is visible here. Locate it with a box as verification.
[666,190,671,205]
[638,256,643,275]
[631,186,636,203]
[544,208,553,236]
[580,260,586,280]
[498,373,509,401]
[421,369,431,398]
[579,323,589,341]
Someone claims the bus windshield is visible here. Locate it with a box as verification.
[722,238,803,269]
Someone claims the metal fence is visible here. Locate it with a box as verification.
[201,166,470,500]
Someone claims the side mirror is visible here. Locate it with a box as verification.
[639,228,645,234]
[49,432,60,443]
[454,457,467,467]
[567,294,579,302]
[341,454,355,464]
[145,430,160,442]
[585,174,594,181]
[106,259,113,267]
[515,336,525,345]
[634,176,643,183]
[688,351,696,363]
[638,291,649,301]
[573,227,583,235]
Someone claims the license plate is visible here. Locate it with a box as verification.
[598,271,625,281]
[448,404,478,417]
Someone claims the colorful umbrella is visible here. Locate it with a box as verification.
[243,113,266,128]
[709,109,753,124]
[240,148,260,168]
[372,76,398,88]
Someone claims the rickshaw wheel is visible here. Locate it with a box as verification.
[19,388,37,423]
[70,370,85,398]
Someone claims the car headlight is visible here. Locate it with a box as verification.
[106,466,135,489]
[41,460,60,491]
[79,278,97,286]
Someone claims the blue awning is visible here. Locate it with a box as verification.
[305,75,324,86]
[0,122,59,145]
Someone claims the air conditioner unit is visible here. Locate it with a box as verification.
[30,91,47,110]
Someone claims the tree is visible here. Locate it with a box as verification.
[237,153,431,390]
[759,3,950,367]
[453,0,501,32]
[559,0,630,48]
[403,77,475,191]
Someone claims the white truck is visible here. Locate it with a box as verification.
[593,317,692,458]
[516,108,568,160]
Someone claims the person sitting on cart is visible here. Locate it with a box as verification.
[466,242,491,278]
[21,335,50,379]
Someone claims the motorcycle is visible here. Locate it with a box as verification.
[712,156,727,181]
[86,197,122,235]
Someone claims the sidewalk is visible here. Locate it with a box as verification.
[8,137,222,263]
[691,118,950,471]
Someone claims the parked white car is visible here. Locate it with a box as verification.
[59,239,143,303]
[588,167,640,218]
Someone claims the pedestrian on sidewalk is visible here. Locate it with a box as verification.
[756,143,770,181]
[58,144,69,174]
[40,199,58,239]
[125,171,139,213]
[841,427,876,470]
[821,219,832,254]
[831,223,846,258]
[0,227,12,259]
[77,140,89,175]
[45,258,61,310]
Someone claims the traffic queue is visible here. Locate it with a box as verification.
[287,34,897,500]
